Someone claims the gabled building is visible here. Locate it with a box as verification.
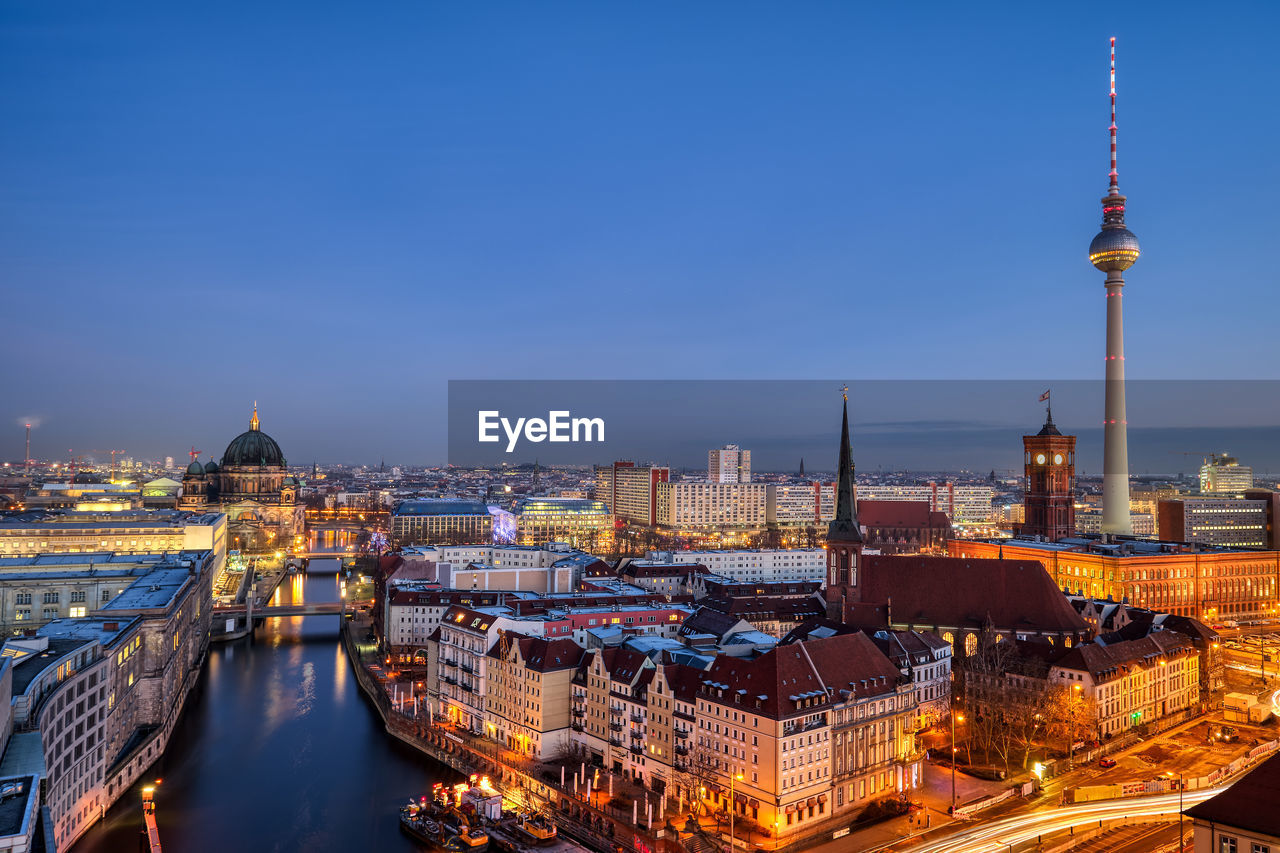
[692,631,921,841]
[485,633,585,760]
[1187,751,1280,853]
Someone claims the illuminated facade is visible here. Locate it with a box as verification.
[513,497,611,549]
[593,461,668,527]
[708,445,751,484]
[950,537,1280,623]
[485,633,584,760]
[765,482,835,527]
[1199,454,1254,494]
[179,405,304,553]
[391,500,495,546]
[1020,409,1076,541]
[854,483,993,525]
[656,482,768,529]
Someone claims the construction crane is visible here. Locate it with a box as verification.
[108,449,126,482]
[188,447,202,463]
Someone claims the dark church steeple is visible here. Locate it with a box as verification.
[825,388,865,618]
[827,389,863,543]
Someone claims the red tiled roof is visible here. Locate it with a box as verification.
[859,556,1089,634]
[857,500,940,529]
[700,632,901,719]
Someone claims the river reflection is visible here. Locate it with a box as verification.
[74,572,460,853]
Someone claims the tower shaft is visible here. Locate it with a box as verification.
[1102,270,1131,534]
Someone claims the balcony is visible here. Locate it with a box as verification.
[609,737,623,747]
[571,708,585,718]
[675,744,689,756]
[782,716,827,737]
[673,710,695,722]
[441,657,458,668]
[674,728,689,740]
[571,723,584,733]
[630,729,643,739]
[459,662,475,674]
[442,675,457,685]
[609,706,623,716]
[631,713,644,724]
[610,722,623,731]
[630,745,644,756]
[460,683,474,693]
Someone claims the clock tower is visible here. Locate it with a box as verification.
[1021,404,1076,542]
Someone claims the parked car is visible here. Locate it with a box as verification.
[1099,758,1117,768]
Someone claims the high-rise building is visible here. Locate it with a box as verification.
[1200,454,1254,494]
[708,444,751,483]
[592,461,668,526]
[655,482,767,529]
[1088,38,1141,535]
[854,483,993,525]
[765,482,835,526]
[1158,492,1280,549]
[1020,406,1076,541]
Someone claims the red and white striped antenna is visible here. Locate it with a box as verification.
[1109,36,1118,189]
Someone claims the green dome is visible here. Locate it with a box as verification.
[186,459,206,476]
[222,429,286,468]
[203,459,220,473]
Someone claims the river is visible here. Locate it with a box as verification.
[74,565,461,853]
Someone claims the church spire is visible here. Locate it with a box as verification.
[250,402,260,431]
[828,387,862,542]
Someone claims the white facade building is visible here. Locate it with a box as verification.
[708,445,751,484]
[649,549,827,585]
[855,483,993,524]
[656,483,767,529]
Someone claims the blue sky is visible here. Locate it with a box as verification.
[3,2,1278,465]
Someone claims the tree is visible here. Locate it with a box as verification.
[674,739,721,815]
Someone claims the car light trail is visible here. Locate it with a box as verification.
[907,783,1228,853]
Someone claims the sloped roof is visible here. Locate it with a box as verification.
[1186,752,1280,837]
[861,555,1089,634]
[858,500,941,529]
[1055,631,1194,678]
[700,632,901,719]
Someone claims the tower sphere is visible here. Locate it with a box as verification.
[1089,225,1140,272]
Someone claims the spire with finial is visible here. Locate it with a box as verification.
[250,401,260,431]
[827,386,862,542]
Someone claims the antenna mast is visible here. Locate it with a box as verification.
[1109,37,1118,189]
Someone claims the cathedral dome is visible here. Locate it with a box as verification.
[186,459,205,476]
[222,405,287,468]
[203,459,220,474]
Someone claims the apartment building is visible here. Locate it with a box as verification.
[436,605,547,733]
[485,633,585,760]
[1052,631,1199,738]
[765,483,835,527]
[708,446,751,484]
[652,549,827,585]
[856,483,993,525]
[593,462,669,527]
[572,648,657,784]
[692,632,921,839]
[656,483,768,530]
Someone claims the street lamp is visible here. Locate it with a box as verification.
[728,771,743,853]
[951,713,964,814]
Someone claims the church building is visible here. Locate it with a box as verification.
[180,405,305,553]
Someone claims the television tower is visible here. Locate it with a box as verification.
[1088,37,1140,535]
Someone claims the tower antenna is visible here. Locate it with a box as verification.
[1109,37,1118,190]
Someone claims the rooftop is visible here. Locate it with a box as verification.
[1186,752,1280,837]
[0,776,37,840]
[98,567,193,612]
[393,500,493,517]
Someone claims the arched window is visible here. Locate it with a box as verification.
[964,634,977,657]
[942,631,955,648]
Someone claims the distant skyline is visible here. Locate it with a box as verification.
[4,4,1280,465]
